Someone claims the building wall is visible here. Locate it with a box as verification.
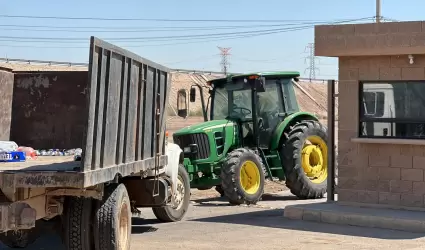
[0,68,14,141]
[10,71,88,149]
[338,55,425,208]
[315,21,425,57]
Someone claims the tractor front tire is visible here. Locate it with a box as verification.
[152,164,191,222]
[281,120,328,199]
[220,148,265,205]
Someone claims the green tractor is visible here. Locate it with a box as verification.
[173,71,328,205]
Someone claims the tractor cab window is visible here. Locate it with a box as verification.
[230,89,252,121]
[256,79,285,147]
[211,87,228,120]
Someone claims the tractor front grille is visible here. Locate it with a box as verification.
[173,133,210,159]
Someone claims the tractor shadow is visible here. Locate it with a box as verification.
[191,192,299,207]
[190,208,425,240]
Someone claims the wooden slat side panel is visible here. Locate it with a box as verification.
[143,67,154,158]
[83,37,170,175]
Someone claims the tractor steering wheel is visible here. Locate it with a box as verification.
[233,106,252,116]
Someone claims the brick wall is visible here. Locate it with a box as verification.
[338,55,425,208]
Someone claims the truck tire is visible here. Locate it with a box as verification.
[93,184,131,250]
[220,148,265,205]
[280,120,328,199]
[0,229,37,248]
[62,197,94,250]
[152,164,190,222]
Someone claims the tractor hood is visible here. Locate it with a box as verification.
[173,119,234,135]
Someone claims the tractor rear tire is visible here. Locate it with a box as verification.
[220,148,265,205]
[280,120,328,199]
[93,184,132,250]
[152,164,190,222]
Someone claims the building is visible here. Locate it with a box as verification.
[285,20,425,232]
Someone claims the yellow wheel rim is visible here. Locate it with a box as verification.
[239,160,261,194]
[301,135,328,184]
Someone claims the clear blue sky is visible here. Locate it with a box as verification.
[0,0,422,78]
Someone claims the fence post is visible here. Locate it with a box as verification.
[327,79,336,202]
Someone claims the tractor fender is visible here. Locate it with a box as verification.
[165,142,183,194]
[269,112,319,150]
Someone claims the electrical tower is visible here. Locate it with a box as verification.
[218,47,231,75]
[304,43,319,82]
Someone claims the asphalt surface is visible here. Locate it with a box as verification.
[3,191,425,250]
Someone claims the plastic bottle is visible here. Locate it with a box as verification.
[17,146,37,160]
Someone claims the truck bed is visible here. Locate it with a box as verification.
[0,37,170,189]
[0,156,80,172]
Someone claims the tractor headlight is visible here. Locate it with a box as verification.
[183,144,199,158]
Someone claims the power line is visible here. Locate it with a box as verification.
[218,47,231,75]
[0,17,374,44]
[304,43,319,81]
[0,21,355,32]
[0,14,369,23]
[0,21,359,41]
[0,17,374,49]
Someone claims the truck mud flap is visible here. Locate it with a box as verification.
[122,177,170,207]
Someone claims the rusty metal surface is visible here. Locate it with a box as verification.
[0,155,167,189]
[0,68,14,141]
[10,71,88,149]
[82,37,170,174]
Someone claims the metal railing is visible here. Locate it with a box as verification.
[0,57,337,83]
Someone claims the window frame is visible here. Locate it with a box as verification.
[358,80,425,140]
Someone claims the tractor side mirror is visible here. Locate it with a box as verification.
[177,89,189,118]
[190,87,196,102]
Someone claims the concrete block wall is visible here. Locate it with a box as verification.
[315,21,425,57]
[337,56,425,208]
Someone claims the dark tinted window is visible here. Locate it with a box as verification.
[360,81,425,139]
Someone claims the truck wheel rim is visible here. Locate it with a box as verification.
[239,160,261,194]
[172,176,185,210]
[301,135,328,184]
[119,201,129,249]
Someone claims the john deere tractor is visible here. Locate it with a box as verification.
[173,72,328,205]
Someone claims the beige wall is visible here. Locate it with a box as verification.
[315,21,425,57]
[338,55,425,208]
[315,21,425,208]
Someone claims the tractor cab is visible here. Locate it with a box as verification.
[211,73,300,148]
[179,72,301,149]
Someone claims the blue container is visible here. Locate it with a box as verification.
[0,151,26,162]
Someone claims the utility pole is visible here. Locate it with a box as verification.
[376,0,381,23]
[304,43,319,82]
[218,47,231,75]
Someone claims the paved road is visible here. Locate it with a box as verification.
[3,191,425,249]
